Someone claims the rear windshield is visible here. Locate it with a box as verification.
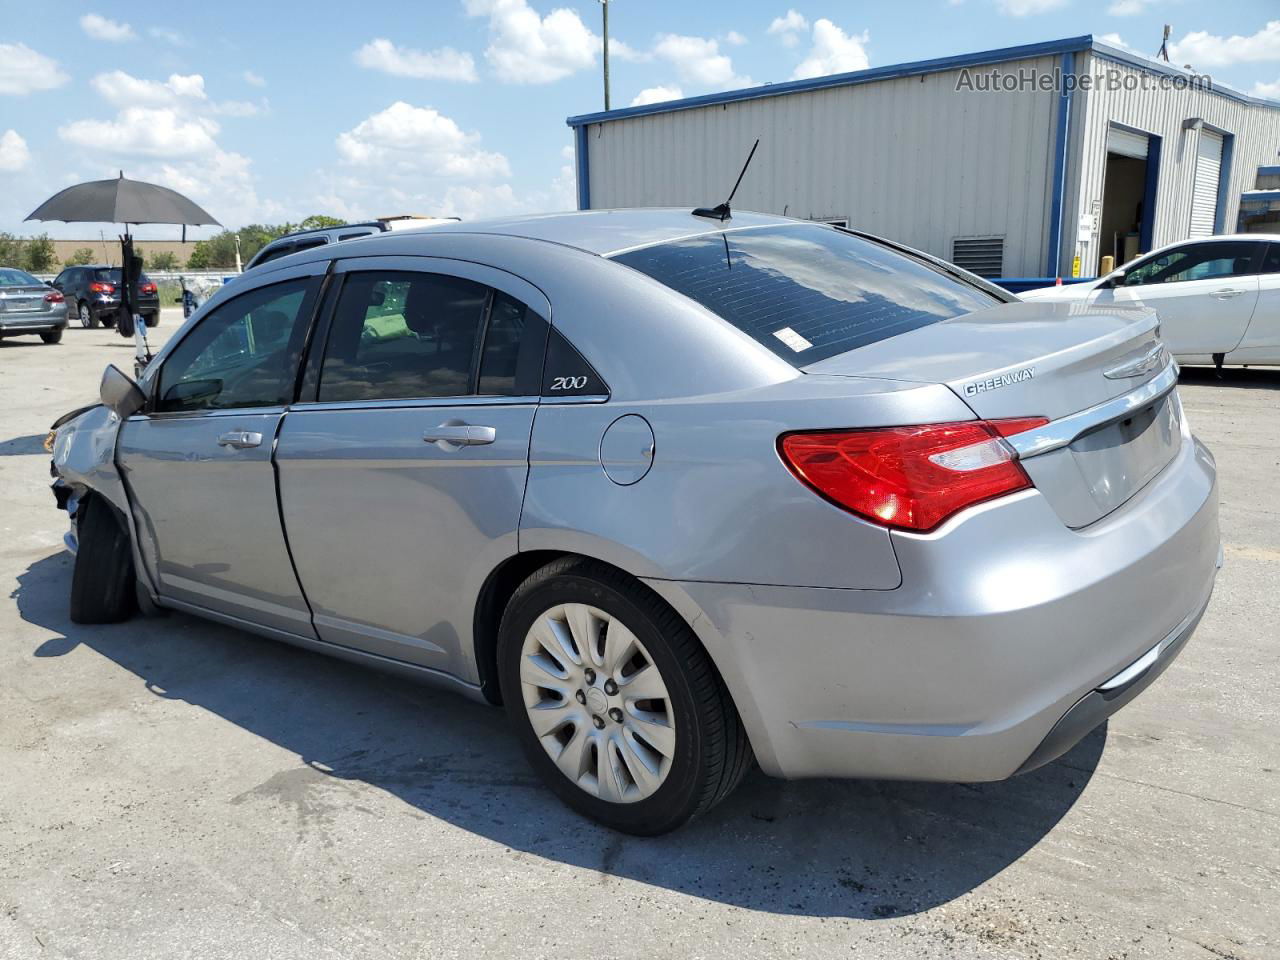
[611,224,1000,366]
[0,268,40,286]
[94,269,153,283]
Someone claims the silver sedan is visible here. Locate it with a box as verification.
[0,267,68,343]
[49,210,1220,834]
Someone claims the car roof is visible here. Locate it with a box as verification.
[381,208,800,257]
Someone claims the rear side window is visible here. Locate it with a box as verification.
[611,224,999,366]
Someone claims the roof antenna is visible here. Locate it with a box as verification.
[1156,23,1171,62]
[693,138,759,221]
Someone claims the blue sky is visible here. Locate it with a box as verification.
[1,1,1278,240]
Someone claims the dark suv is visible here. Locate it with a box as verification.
[52,265,161,329]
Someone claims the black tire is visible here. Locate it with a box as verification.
[40,329,63,344]
[70,497,137,624]
[78,301,98,329]
[497,557,752,835]
[144,312,160,328]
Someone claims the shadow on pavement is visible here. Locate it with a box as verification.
[0,434,48,456]
[14,550,1102,920]
[1179,365,1280,391]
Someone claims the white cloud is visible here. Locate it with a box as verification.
[58,72,274,226]
[608,37,649,62]
[768,10,809,48]
[1106,0,1149,15]
[353,38,478,82]
[724,30,747,47]
[653,34,751,91]
[0,43,70,96]
[0,130,31,172]
[631,84,684,106]
[792,19,869,80]
[465,0,597,83]
[88,70,264,117]
[243,70,266,87]
[336,101,510,179]
[1170,21,1280,69]
[60,108,220,159]
[995,0,1067,15]
[1096,32,1143,55]
[1254,79,1280,99]
[79,13,135,42]
[148,26,186,45]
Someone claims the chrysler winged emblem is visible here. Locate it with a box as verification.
[1104,343,1167,379]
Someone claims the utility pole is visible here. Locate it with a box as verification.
[600,0,611,110]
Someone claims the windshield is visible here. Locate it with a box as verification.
[610,224,1000,366]
[0,268,41,287]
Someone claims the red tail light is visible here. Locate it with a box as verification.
[140,281,157,294]
[43,291,64,303]
[778,418,1049,532]
[89,281,115,294]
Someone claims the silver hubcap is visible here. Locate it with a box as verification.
[520,602,675,803]
[79,304,91,327]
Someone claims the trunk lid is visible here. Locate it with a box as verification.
[0,285,54,314]
[804,299,1183,528]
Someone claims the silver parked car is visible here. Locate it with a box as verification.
[0,267,69,343]
[49,210,1220,834]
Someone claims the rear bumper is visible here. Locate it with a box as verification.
[650,430,1220,782]
[0,309,68,333]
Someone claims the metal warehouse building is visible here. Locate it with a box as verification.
[567,35,1280,281]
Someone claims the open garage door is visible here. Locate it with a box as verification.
[1189,130,1224,238]
[1098,126,1156,273]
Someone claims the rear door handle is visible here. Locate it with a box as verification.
[423,424,497,448]
[217,431,263,449]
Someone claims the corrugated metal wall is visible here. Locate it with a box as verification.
[581,55,1063,277]
[1067,52,1280,272]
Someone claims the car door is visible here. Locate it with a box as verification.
[1229,242,1280,363]
[118,262,326,636]
[275,256,548,681]
[1095,240,1262,356]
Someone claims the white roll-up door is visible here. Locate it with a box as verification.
[1188,129,1224,238]
[1106,126,1149,160]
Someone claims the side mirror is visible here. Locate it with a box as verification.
[100,364,146,419]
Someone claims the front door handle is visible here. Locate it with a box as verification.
[423,424,497,448]
[1213,288,1245,299]
[217,430,263,449]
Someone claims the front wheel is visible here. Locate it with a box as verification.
[498,558,752,834]
[69,497,136,624]
[40,329,63,344]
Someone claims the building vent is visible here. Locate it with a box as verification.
[951,236,1004,278]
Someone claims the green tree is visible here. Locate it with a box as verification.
[298,214,346,231]
[149,251,180,271]
[21,234,57,272]
[65,247,96,266]
[0,233,23,266]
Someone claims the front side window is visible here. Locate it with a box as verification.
[611,224,1000,367]
[1122,242,1259,286]
[157,278,318,412]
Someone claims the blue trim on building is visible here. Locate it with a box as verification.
[1259,165,1280,177]
[1213,133,1235,234]
[1241,190,1280,204]
[1046,51,1075,278]
[574,124,590,210]
[1140,134,1162,253]
[567,35,1280,130]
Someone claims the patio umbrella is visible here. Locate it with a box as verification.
[25,173,220,372]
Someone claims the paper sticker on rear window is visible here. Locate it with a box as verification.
[772,326,812,352]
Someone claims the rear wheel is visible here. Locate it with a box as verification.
[497,558,752,834]
[40,329,63,344]
[70,497,136,624]
[144,312,160,328]
[78,301,97,329]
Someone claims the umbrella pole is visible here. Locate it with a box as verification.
[120,231,151,378]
